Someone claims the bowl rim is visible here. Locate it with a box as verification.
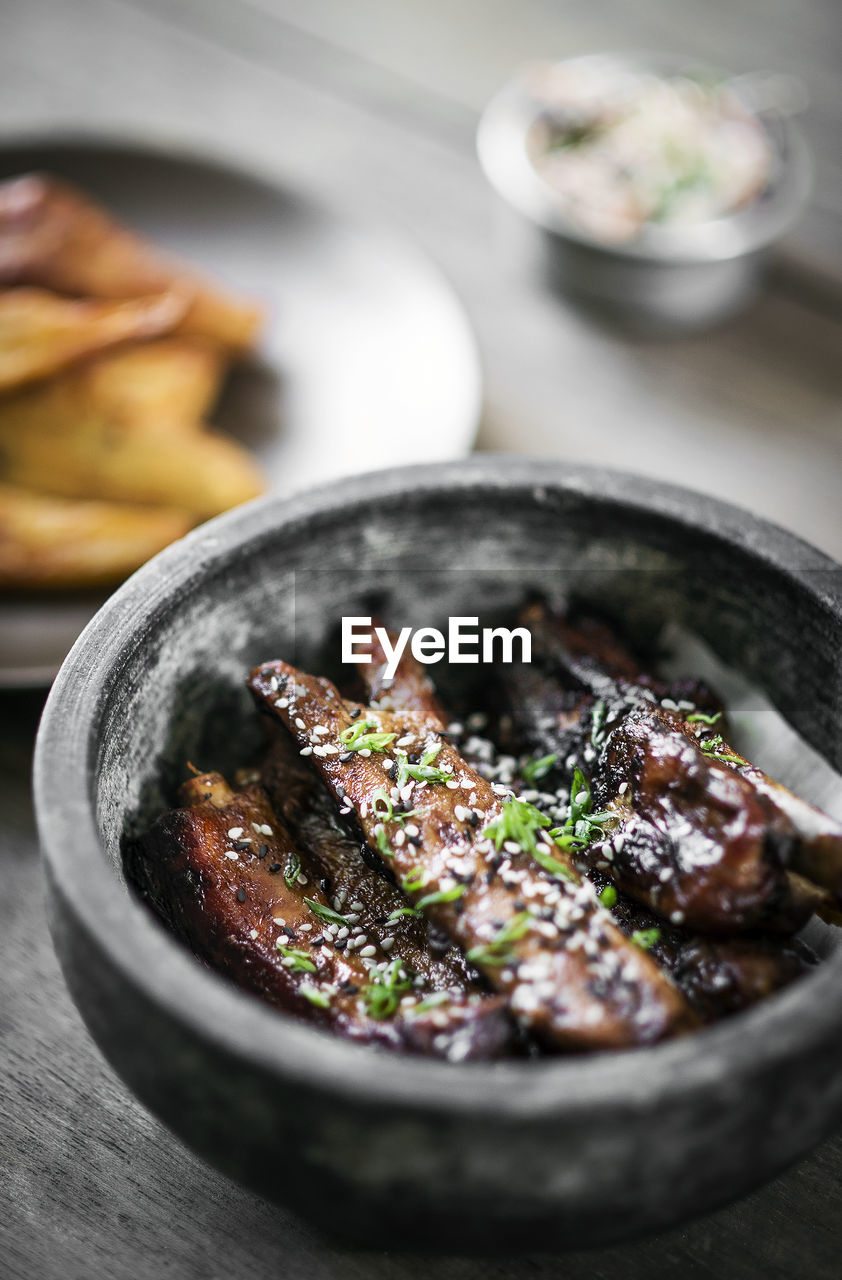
[476,50,813,265]
[34,455,842,1116]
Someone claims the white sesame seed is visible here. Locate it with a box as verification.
[360,946,377,958]
[296,873,307,886]
[311,725,328,737]
[227,827,244,839]
[671,910,685,924]
[337,927,349,939]
[618,781,628,795]
[274,697,289,708]
[300,922,312,932]
[295,717,306,729]
[300,747,313,756]
[394,829,406,847]
[397,735,414,747]
[249,928,258,939]
[382,936,395,950]
[405,823,419,837]
[224,851,239,861]
[446,780,460,790]
[273,917,286,925]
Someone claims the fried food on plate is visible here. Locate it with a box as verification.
[0,174,263,350]
[0,381,263,517]
[0,483,191,589]
[0,287,187,392]
[74,337,228,428]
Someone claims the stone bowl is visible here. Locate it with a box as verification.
[33,457,842,1251]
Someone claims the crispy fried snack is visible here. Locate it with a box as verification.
[74,338,228,429]
[0,483,191,589]
[0,175,263,350]
[0,287,186,392]
[0,380,263,517]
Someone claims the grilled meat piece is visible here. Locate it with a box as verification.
[259,731,486,994]
[587,704,808,932]
[127,771,513,1060]
[686,724,842,904]
[587,869,814,1021]
[249,662,698,1052]
[522,600,723,718]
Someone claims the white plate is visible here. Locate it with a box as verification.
[0,138,482,686]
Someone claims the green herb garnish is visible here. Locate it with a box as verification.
[361,959,413,1020]
[386,906,422,923]
[415,884,466,911]
[698,734,743,766]
[339,718,397,753]
[400,866,429,894]
[284,851,301,888]
[303,898,349,927]
[686,710,722,726]
[409,991,451,1015]
[395,741,453,787]
[300,983,330,1008]
[550,768,612,850]
[520,752,558,785]
[275,943,317,973]
[484,797,550,853]
[630,928,660,950]
[590,698,608,750]
[529,843,577,881]
[599,884,618,909]
[466,911,534,967]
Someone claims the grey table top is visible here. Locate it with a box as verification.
[2,2,842,1277]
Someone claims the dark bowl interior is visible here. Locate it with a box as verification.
[34,458,842,1252]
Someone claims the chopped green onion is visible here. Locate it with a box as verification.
[283,851,301,888]
[699,734,743,766]
[361,959,413,1020]
[466,911,533,967]
[275,943,316,973]
[414,884,466,911]
[300,983,330,1008]
[630,928,660,950]
[339,718,397,753]
[599,884,618,909]
[686,710,721,726]
[303,898,348,927]
[520,752,558,785]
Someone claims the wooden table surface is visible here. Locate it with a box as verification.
[2,2,841,1276]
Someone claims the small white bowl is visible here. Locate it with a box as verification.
[477,52,812,331]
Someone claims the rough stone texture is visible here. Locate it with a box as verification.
[32,458,842,1251]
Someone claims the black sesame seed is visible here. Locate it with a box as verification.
[408,834,423,848]
[514,899,527,911]
[339,752,353,763]
[485,868,495,885]
[236,888,246,903]
[468,811,480,827]
[350,708,362,720]
[257,844,269,859]
[319,877,331,893]
[388,763,398,782]
[334,937,347,950]
[335,784,346,799]
[235,840,251,851]
[312,935,325,947]
[340,980,359,994]
[268,862,282,874]
[282,925,295,938]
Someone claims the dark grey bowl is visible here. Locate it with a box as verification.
[33,457,842,1252]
